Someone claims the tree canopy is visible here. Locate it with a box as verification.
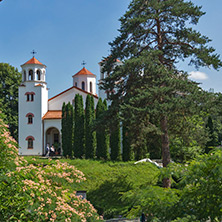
[100,0,221,187]
[0,63,21,140]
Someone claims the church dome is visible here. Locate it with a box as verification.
[72,67,96,77]
[72,67,96,95]
[21,57,46,67]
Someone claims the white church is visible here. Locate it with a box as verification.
[18,56,120,155]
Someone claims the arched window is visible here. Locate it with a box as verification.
[82,81,85,91]
[37,70,41,80]
[75,82,78,87]
[23,71,26,81]
[29,70,34,81]
[90,82,93,93]
[26,136,35,149]
[26,113,34,124]
[28,115,33,124]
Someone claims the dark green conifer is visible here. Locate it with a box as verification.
[96,98,104,159]
[102,99,110,160]
[85,95,96,159]
[66,102,74,157]
[61,102,74,157]
[73,94,85,158]
[205,116,218,153]
[61,102,67,156]
[96,98,109,160]
[110,113,121,161]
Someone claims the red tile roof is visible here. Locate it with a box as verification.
[72,67,96,77]
[21,57,46,67]
[42,111,62,120]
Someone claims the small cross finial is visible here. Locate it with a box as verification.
[31,50,37,57]
[81,60,86,67]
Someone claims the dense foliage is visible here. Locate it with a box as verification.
[0,113,102,221]
[122,124,133,161]
[0,63,22,140]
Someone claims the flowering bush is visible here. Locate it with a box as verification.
[0,113,103,221]
[0,113,18,172]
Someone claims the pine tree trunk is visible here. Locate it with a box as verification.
[160,115,171,188]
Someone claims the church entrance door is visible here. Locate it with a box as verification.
[46,127,61,155]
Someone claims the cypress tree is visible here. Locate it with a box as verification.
[101,0,222,187]
[85,95,96,159]
[96,98,104,159]
[205,116,218,153]
[102,99,110,160]
[73,94,85,158]
[66,102,74,157]
[110,113,121,161]
[61,102,74,157]
[61,102,67,156]
[96,98,109,160]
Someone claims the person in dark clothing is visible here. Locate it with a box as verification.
[140,212,145,222]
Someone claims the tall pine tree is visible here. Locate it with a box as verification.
[73,94,85,158]
[101,0,221,187]
[85,95,96,159]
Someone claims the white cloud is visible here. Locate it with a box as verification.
[189,71,208,80]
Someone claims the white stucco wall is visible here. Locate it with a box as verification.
[18,70,48,156]
[72,75,96,95]
[48,87,98,111]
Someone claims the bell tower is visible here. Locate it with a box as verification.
[18,55,48,155]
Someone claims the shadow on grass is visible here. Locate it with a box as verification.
[87,175,133,219]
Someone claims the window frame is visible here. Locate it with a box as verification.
[26,136,35,149]
[26,113,34,124]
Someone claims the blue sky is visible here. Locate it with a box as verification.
[0,0,222,97]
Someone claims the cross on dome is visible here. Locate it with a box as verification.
[81,60,86,67]
[31,50,37,57]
